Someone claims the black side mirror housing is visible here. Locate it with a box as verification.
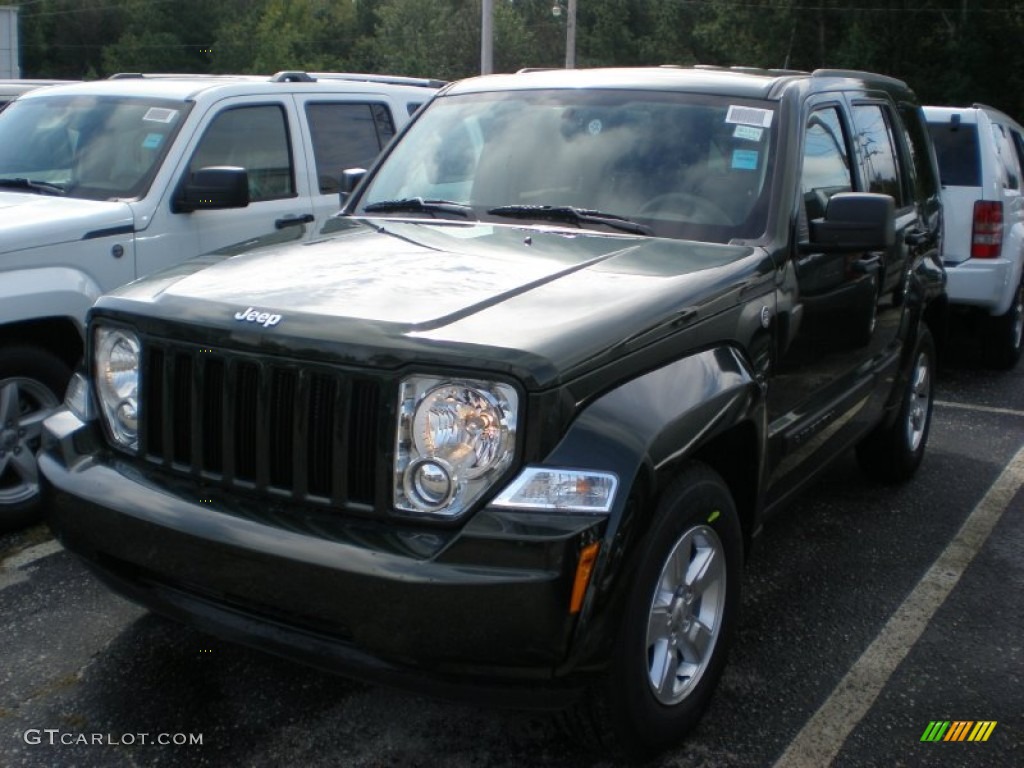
[806,192,895,251]
[173,166,250,213]
[339,167,367,208]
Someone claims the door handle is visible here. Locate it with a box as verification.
[905,228,935,247]
[852,253,882,275]
[275,213,315,230]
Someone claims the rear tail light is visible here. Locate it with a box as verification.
[971,200,1003,258]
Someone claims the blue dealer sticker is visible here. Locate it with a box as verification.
[142,133,164,150]
[732,149,759,170]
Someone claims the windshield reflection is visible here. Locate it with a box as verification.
[360,90,776,243]
[0,95,188,201]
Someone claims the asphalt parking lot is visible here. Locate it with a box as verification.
[1,350,1022,768]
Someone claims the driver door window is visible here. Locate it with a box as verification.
[801,107,853,222]
[188,104,295,202]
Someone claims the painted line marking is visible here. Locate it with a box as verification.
[0,538,64,592]
[935,399,1024,418]
[773,441,1024,767]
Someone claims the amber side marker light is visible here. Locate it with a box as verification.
[570,542,601,614]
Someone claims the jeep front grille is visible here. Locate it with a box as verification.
[140,341,382,509]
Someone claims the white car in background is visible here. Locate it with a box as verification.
[0,71,442,530]
[0,79,75,110]
[925,104,1024,368]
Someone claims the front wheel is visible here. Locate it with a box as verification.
[0,346,72,532]
[856,327,935,483]
[564,463,743,760]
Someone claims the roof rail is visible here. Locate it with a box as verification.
[970,102,1006,115]
[308,72,447,89]
[269,71,317,83]
[107,72,248,80]
[811,68,908,88]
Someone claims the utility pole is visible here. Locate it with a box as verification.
[565,0,577,69]
[481,0,494,75]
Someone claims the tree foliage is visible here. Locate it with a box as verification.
[12,0,1024,117]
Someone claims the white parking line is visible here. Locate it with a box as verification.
[935,399,1024,418]
[773,441,1024,767]
[0,538,63,592]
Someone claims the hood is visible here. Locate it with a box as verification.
[104,218,763,387]
[0,191,134,256]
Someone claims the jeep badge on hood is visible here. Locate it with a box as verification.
[234,307,282,328]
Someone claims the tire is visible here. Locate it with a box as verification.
[563,463,743,761]
[0,346,72,532]
[984,277,1024,370]
[856,327,935,483]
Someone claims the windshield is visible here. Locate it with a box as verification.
[0,95,190,201]
[358,89,776,242]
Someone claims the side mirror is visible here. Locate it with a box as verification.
[172,166,250,213]
[806,192,895,251]
[339,167,367,208]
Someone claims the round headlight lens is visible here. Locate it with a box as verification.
[405,457,456,510]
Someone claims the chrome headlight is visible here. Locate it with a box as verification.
[94,327,140,451]
[395,376,518,517]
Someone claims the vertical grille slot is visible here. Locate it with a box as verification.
[171,354,194,465]
[142,347,165,458]
[233,362,259,482]
[306,373,336,497]
[347,379,379,504]
[269,367,296,488]
[137,339,384,511]
[201,357,225,474]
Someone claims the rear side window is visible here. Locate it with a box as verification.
[306,102,396,194]
[851,104,905,206]
[927,121,980,187]
[897,103,940,201]
[991,122,1022,190]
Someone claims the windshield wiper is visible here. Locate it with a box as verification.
[362,197,474,219]
[0,177,67,196]
[487,205,651,235]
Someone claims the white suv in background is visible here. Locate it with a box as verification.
[0,71,442,530]
[925,104,1024,368]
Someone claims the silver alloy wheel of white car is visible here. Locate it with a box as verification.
[1010,280,1024,353]
[645,523,727,705]
[0,376,60,506]
[904,349,932,453]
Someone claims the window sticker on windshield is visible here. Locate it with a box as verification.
[143,107,178,124]
[732,149,759,170]
[733,125,763,142]
[142,133,164,150]
[587,119,603,135]
[726,105,773,128]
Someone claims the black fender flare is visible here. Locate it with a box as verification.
[539,345,765,674]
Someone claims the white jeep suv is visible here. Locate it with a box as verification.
[0,71,441,530]
[925,104,1024,368]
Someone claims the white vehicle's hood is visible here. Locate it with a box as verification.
[0,191,134,256]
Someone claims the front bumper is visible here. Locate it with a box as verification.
[944,257,1016,314]
[41,409,608,707]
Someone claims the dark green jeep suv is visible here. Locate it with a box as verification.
[41,66,945,759]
